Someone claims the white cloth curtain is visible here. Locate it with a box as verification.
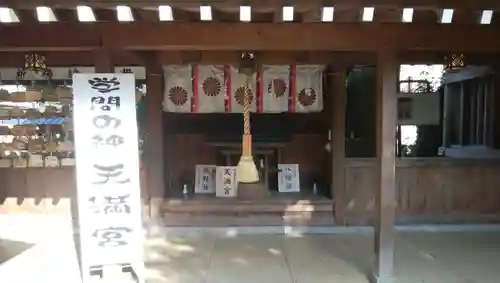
[163,65,193,112]
[261,65,290,113]
[196,65,226,113]
[229,66,257,113]
[294,65,324,113]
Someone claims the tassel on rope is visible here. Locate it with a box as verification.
[236,52,259,183]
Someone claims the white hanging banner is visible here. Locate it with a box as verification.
[194,165,216,194]
[163,65,193,112]
[229,66,257,113]
[216,166,238,197]
[73,73,144,282]
[294,65,324,113]
[196,65,226,113]
[262,65,290,113]
[278,164,300,193]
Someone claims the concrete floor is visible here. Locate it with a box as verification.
[1,216,500,283]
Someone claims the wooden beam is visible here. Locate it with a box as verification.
[0,50,499,69]
[4,0,500,10]
[134,7,158,22]
[333,6,360,22]
[0,51,143,67]
[374,7,401,23]
[0,51,374,67]
[53,8,77,22]
[398,51,500,65]
[373,49,397,283]
[212,8,239,22]
[301,0,322,22]
[2,23,500,52]
[0,24,101,51]
[413,8,438,24]
[93,8,117,22]
[13,8,38,24]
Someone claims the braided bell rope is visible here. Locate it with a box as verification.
[242,74,251,135]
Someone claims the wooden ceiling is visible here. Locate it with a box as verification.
[0,0,499,65]
[1,0,499,24]
[3,0,500,10]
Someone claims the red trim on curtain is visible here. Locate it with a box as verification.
[257,66,263,113]
[289,64,296,112]
[192,64,198,113]
[225,65,231,113]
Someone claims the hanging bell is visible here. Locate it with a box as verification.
[239,52,257,75]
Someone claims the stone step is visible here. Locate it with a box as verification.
[161,198,334,226]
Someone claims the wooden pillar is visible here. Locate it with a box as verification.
[143,53,165,220]
[94,49,113,72]
[331,70,347,226]
[372,49,397,283]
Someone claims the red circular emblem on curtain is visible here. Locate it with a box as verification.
[235,87,254,106]
[202,77,221,97]
[267,79,287,97]
[168,86,188,106]
[298,88,317,107]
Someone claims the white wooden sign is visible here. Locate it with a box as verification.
[73,73,144,282]
[278,164,300,193]
[194,165,216,194]
[114,66,146,80]
[216,166,238,197]
[0,67,96,81]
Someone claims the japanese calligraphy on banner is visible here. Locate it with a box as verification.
[194,165,216,194]
[216,166,238,197]
[278,164,300,193]
[72,73,144,281]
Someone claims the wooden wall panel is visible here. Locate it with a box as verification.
[168,134,216,195]
[281,134,327,187]
[343,158,500,224]
[0,167,148,215]
[166,133,327,193]
[1,157,499,225]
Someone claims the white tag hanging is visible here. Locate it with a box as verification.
[29,154,44,167]
[45,155,60,168]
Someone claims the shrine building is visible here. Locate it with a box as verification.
[1,0,500,281]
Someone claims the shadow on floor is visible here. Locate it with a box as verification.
[0,239,34,265]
